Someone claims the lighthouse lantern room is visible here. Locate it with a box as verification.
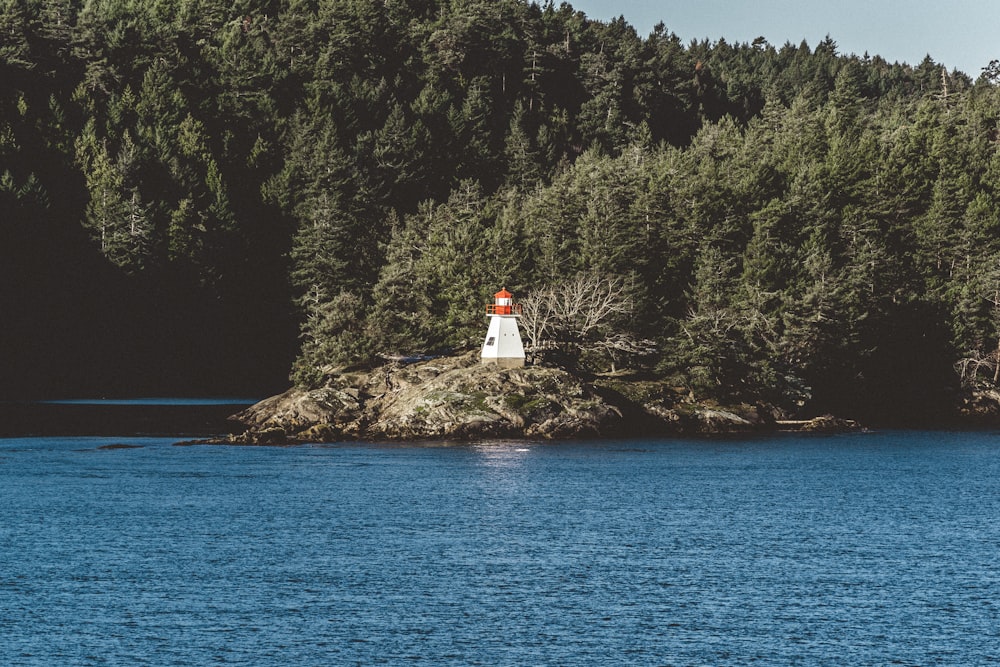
[481,288,525,367]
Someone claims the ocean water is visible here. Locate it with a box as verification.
[2,430,1000,665]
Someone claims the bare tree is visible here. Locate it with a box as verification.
[955,350,993,386]
[519,284,558,354]
[986,286,1000,384]
[592,332,658,372]
[556,273,635,341]
[520,273,654,369]
[978,254,1000,384]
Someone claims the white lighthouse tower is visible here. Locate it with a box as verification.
[481,287,525,368]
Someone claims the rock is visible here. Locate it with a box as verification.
[364,357,621,440]
[695,408,754,432]
[776,415,863,432]
[236,386,362,429]
[957,387,1000,420]
[220,353,844,445]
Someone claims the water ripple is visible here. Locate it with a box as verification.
[1,432,999,664]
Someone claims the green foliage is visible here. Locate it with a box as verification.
[291,289,372,387]
[5,0,1000,420]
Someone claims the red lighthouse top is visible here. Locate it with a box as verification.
[486,287,522,316]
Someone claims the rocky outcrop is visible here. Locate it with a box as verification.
[227,353,632,443]
[775,415,863,432]
[217,353,857,445]
[957,386,1000,421]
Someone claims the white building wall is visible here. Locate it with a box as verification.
[480,315,525,366]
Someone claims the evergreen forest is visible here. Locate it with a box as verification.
[4,0,1000,422]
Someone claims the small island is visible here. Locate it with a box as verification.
[208,288,848,444]
[216,351,860,445]
[208,287,855,445]
[218,284,1000,445]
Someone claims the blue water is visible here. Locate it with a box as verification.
[2,431,1000,665]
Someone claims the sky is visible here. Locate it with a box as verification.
[567,0,998,77]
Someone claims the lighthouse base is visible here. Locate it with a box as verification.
[481,357,525,369]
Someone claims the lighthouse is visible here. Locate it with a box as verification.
[481,287,525,368]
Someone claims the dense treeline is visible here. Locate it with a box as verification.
[1,0,996,420]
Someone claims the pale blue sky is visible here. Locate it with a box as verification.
[567,0,998,77]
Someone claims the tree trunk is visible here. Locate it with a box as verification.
[994,337,1000,384]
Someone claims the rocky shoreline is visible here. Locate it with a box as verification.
[198,353,863,445]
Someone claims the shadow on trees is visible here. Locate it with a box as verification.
[807,302,958,426]
[0,198,296,401]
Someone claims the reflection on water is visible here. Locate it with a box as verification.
[39,397,258,405]
[472,441,533,467]
[0,399,254,437]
